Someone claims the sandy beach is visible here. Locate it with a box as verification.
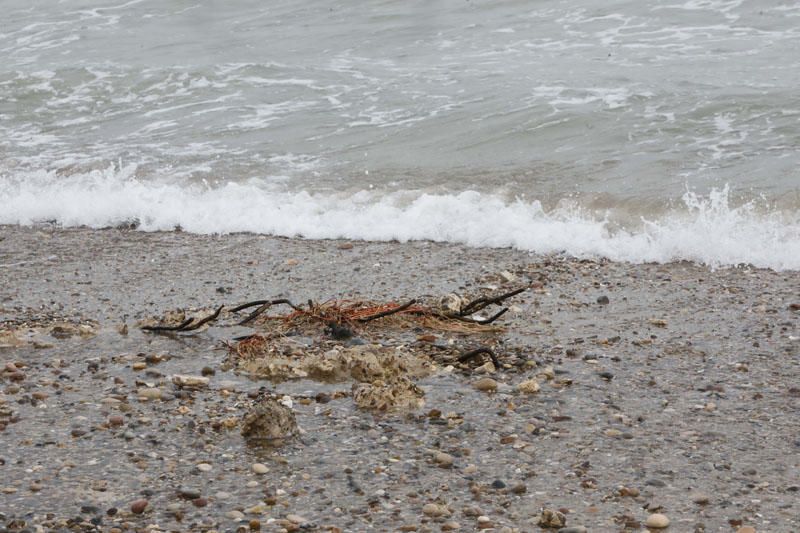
[0,225,798,533]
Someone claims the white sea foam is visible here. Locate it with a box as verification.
[1,167,798,271]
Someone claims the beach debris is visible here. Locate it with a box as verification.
[537,508,567,528]
[139,286,529,410]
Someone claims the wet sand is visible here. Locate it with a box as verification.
[0,225,798,533]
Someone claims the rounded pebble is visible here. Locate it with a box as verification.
[196,463,212,472]
[434,452,454,468]
[252,463,269,474]
[473,378,497,392]
[645,513,670,529]
[422,503,447,517]
[130,499,148,514]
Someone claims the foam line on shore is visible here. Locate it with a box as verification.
[1,166,798,271]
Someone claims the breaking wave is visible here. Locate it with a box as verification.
[1,165,798,271]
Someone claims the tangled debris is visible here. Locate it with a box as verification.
[139,287,529,410]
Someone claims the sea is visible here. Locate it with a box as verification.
[2,0,799,270]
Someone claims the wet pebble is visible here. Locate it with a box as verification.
[517,379,540,394]
[178,487,201,500]
[473,378,497,392]
[434,452,454,468]
[252,463,269,474]
[422,503,448,517]
[490,479,506,489]
[645,513,670,529]
[130,499,148,514]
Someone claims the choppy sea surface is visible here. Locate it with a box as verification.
[1,0,799,269]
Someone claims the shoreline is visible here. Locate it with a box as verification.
[1,225,798,532]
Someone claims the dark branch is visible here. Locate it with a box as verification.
[460,287,527,316]
[179,305,225,332]
[357,300,417,323]
[228,300,271,313]
[141,317,194,332]
[238,299,301,325]
[457,347,500,367]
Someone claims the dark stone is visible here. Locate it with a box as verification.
[597,295,610,305]
[491,479,506,489]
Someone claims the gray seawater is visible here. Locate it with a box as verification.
[1,0,799,269]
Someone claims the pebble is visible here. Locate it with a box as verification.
[490,479,506,489]
[172,374,210,389]
[441,521,460,531]
[473,378,497,392]
[434,452,454,468]
[252,463,269,474]
[130,499,148,514]
[736,527,756,533]
[517,379,540,394]
[196,463,213,472]
[286,514,307,524]
[192,497,208,507]
[691,492,710,504]
[463,464,478,474]
[645,513,670,528]
[226,510,245,520]
[558,527,588,533]
[476,516,493,529]
[137,387,161,400]
[178,487,201,500]
[108,415,124,427]
[422,503,448,517]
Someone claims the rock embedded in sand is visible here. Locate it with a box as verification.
[196,463,212,472]
[645,513,670,528]
[691,492,709,504]
[130,499,148,514]
[241,397,298,441]
[473,377,497,392]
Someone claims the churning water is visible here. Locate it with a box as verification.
[1,0,799,269]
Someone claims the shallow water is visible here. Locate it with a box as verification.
[1,0,799,268]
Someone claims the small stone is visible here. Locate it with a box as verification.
[192,497,208,507]
[473,378,497,392]
[201,366,215,376]
[137,387,162,400]
[286,514,307,524]
[252,463,269,474]
[171,374,210,389]
[226,510,245,520]
[490,479,506,489]
[108,415,124,427]
[130,499,148,514]
[249,519,261,531]
[434,452,454,468]
[558,527,588,533]
[178,487,201,500]
[736,527,756,533]
[442,521,460,531]
[510,482,527,494]
[132,362,147,371]
[196,463,212,472]
[422,503,448,517]
[476,516,493,529]
[691,492,710,504]
[538,508,566,528]
[597,295,610,305]
[517,379,540,394]
[645,513,670,529]
[463,464,478,474]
